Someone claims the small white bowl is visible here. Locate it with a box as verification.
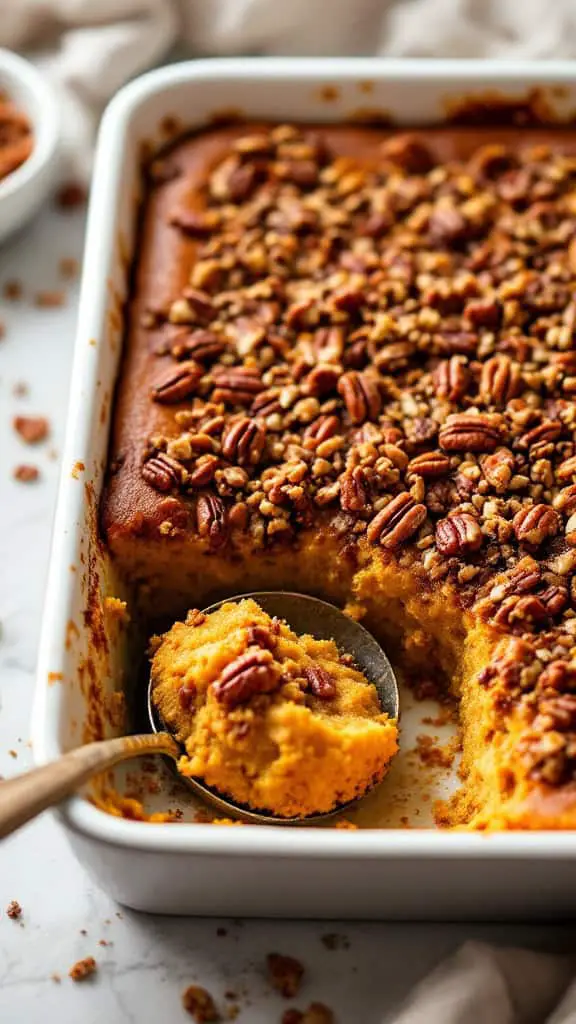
[0,48,60,243]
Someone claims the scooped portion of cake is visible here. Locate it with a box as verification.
[150,598,398,818]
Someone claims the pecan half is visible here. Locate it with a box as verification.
[142,453,184,492]
[518,420,562,449]
[196,493,228,549]
[480,355,521,407]
[222,417,266,466]
[439,414,500,453]
[151,361,203,404]
[212,366,264,405]
[367,492,427,549]
[380,134,434,174]
[340,466,369,513]
[171,329,226,364]
[407,451,451,478]
[246,624,277,651]
[303,664,336,699]
[338,371,381,425]
[435,513,483,556]
[169,208,220,236]
[433,356,469,402]
[213,648,280,706]
[493,594,548,629]
[513,504,561,547]
[304,415,340,444]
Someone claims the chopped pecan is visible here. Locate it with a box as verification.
[212,366,264,405]
[539,661,576,692]
[439,414,500,453]
[303,664,336,699]
[303,364,340,397]
[482,447,515,491]
[480,355,521,407]
[464,298,502,331]
[188,455,219,487]
[314,326,344,363]
[196,493,228,549]
[142,453,184,492]
[251,388,282,418]
[181,287,215,324]
[407,451,451,478]
[380,134,434,174]
[367,492,427,549]
[557,455,576,482]
[151,361,203,404]
[340,466,369,512]
[246,624,277,650]
[222,417,266,466]
[513,504,561,547]
[428,206,469,247]
[267,953,305,999]
[493,594,548,629]
[169,208,220,236]
[537,694,576,731]
[434,331,479,356]
[436,513,483,557]
[433,356,469,402]
[213,648,280,706]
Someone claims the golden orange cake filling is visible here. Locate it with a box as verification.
[103,121,576,830]
[150,598,397,817]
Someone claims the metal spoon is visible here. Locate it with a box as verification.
[0,593,398,837]
[148,591,399,826]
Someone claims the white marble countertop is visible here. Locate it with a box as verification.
[0,204,574,1024]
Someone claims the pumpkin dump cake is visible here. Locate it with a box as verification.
[150,598,397,816]
[103,121,576,830]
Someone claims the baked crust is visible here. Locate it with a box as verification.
[103,122,576,829]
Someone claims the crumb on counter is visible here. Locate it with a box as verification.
[55,181,88,210]
[282,1004,335,1024]
[69,956,97,982]
[34,290,66,309]
[51,973,61,984]
[3,279,22,300]
[12,381,29,398]
[267,954,304,999]
[6,900,21,919]
[13,465,39,483]
[59,257,79,280]
[182,984,220,1022]
[13,415,49,444]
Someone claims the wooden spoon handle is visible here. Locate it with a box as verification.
[0,732,179,839]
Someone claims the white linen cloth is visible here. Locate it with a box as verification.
[4,1,576,1020]
[4,0,576,177]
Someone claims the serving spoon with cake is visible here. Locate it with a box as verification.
[0,592,399,837]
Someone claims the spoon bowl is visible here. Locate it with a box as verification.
[148,591,399,825]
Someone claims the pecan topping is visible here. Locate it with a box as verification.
[367,492,427,549]
[222,417,266,466]
[513,504,561,547]
[213,648,280,706]
[303,664,336,699]
[518,420,562,449]
[338,372,381,425]
[212,366,264,405]
[152,361,203,404]
[340,466,369,512]
[196,493,228,549]
[169,208,220,236]
[433,356,469,402]
[480,355,521,407]
[482,448,514,491]
[439,414,500,453]
[171,329,226,363]
[436,513,483,557]
[246,624,277,650]
[142,453,184,492]
[407,451,450,478]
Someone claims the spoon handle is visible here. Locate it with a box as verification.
[0,732,179,839]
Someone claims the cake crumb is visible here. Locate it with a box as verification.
[414,734,460,769]
[13,415,49,444]
[13,464,39,483]
[267,954,304,999]
[59,257,79,280]
[321,932,350,951]
[34,290,65,308]
[51,973,61,984]
[69,956,97,982]
[7,749,18,758]
[182,984,220,1021]
[6,900,22,919]
[55,181,87,210]
[12,381,29,398]
[3,279,22,300]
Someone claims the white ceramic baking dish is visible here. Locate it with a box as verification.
[33,58,576,919]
